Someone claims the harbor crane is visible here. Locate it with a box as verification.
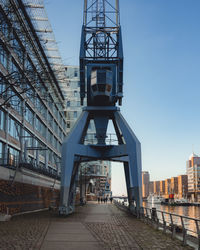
[59,0,142,215]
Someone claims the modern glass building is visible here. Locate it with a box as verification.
[187,153,200,202]
[0,0,67,214]
[64,66,112,199]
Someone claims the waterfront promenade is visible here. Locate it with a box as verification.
[0,202,193,249]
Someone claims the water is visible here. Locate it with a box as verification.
[143,201,200,237]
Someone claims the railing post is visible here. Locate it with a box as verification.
[151,207,157,222]
[161,212,166,233]
[156,211,159,230]
[195,220,200,249]
[145,207,149,224]
[180,216,187,246]
[140,207,144,220]
[170,214,175,239]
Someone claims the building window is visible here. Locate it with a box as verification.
[0,77,6,96]
[0,110,5,130]
[0,141,4,161]
[25,105,34,125]
[8,117,20,140]
[7,146,19,165]
[48,94,53,111]
[25,83,35,104]
[74,111,77,118]
[54,121,58,135]
[67,101,70,107]
[0,44,8,69]
[35,117,46,137]
[0,13,8,37]
[12,38,23,63]
[9,91,22,114]
[74,69,78,77]
[35,97,46,118]
[24,129,33,147]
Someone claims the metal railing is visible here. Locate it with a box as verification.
[140,206,200,247]
[0,153,61,180]
[84,133,119,145]
[114,200,200,248]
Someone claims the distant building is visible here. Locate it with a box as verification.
[149,181,154,194]
[178,175,188,199]
[142,171,150,198]
[171,177,178,197]
[153,181,160,195]
[160,180,165,196]
[165,178,171,197]
[187,153,200,202]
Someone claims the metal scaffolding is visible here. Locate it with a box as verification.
[22,0,67,92]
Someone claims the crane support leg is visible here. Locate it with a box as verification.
[114,111,142,213]
[59,108,142,215]
[59,111,89,215]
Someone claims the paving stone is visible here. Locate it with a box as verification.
[41,241,102,250]
[0,202,194,250]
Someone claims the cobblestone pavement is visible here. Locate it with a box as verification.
[0,203,195,249]
[0,211,50,250]
[83,204,193,249]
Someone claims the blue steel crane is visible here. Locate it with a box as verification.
[59,0,142,215]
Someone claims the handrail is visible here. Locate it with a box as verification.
[150,207,200,222]
[114,199,200,248]
[84,133,119,145]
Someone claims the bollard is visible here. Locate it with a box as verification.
[151,207,157,222]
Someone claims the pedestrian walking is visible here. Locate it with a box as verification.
[110,197,113,203]
[97,197,100,203]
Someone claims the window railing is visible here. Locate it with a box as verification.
[0,153,60,180]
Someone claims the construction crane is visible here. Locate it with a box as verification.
[59,0,142,215]
[80,0,123,106]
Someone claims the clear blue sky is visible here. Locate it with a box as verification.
[45,0,200,195]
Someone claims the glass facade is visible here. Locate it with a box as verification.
[0,0,67,179]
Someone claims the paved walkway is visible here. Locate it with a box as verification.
[40,202,193,250]
[0,202,194,249]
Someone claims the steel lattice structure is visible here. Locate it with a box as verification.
[60,0,142,216]
[22,0,67,94]
[80,0,123,106]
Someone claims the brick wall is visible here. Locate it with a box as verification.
[0,180,60,215]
